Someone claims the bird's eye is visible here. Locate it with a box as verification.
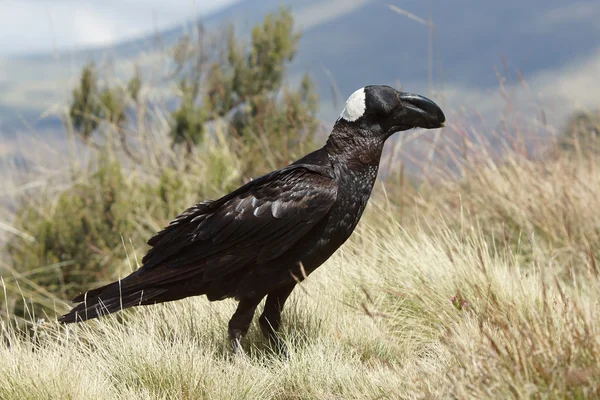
[365,87,398,117]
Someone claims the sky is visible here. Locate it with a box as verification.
[0,0,241,56]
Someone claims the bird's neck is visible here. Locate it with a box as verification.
[324,126,385,170]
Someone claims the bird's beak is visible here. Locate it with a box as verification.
[397,92,446,129]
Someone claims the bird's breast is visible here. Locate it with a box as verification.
[327,164,379,242]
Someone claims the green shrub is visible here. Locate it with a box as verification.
[5,157,136,302]
[559,109,600,154]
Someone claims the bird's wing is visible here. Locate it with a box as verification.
[136,164,337,283]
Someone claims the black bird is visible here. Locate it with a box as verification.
[59,85,445,353]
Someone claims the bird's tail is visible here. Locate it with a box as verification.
[58,279,167,324]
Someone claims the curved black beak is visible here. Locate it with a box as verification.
[398,92,446,129]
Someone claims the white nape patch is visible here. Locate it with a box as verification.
[339,87,366,122]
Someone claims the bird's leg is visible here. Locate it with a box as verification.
[259,284,296,355]
[228,297,261,354]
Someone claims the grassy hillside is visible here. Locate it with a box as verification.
[2,132,600,398]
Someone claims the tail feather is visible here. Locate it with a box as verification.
[59,286,167,323]
[71,281,115,303]
[60,264,211,324]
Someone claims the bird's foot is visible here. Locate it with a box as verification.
[230,337,244,355]
[268,334,289,359]
[275,339,289,359]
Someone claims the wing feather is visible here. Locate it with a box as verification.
[137,165,337,285]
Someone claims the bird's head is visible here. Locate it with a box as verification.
[334,85,445,139]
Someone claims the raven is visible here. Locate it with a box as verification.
[59,85,445,353]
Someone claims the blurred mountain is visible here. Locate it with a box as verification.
[1,0,600,137]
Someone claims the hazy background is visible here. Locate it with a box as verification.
[1,0,599,157]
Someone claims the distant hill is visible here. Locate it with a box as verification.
[1,0,600,137]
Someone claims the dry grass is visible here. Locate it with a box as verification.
[2,141,600,398]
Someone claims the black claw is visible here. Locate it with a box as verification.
[265,333,289,359]
[230,337,243,355]
[275,338,289,359]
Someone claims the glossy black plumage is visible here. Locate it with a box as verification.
[59,85,445,352]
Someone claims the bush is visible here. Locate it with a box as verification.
[559,109,600,154]
[5,158,135,303]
